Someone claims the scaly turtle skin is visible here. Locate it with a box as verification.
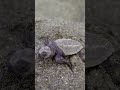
[39,39,84,71]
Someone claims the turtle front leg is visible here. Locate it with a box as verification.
[55,54,73,72]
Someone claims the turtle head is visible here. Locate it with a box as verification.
[39,46,52,59]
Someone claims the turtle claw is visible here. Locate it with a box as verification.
[64,61,74,72]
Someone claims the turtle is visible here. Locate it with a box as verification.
[85,32,115,68]
[38,38,84,71]
[0,48,34,82]
[7,48,34,77]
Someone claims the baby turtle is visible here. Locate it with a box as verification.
[86,32,115,68]
[7,48,34,77]
[39,38,84,71]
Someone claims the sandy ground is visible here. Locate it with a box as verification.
[35,0,85,90]
[35,0,85,22]
[35,17,85,90]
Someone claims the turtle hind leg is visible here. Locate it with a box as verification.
[55,55,74,72]
[78,47,85,62]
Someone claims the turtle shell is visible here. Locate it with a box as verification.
[86,32,115,68]
[55,39,83,55]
